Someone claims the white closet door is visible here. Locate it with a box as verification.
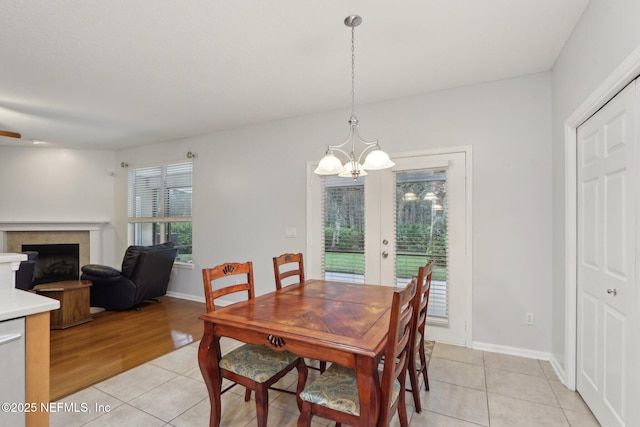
[577,80,637,427]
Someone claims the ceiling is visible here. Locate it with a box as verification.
[0,0,589,150]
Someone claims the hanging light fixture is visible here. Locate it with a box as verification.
[314,15,394,180]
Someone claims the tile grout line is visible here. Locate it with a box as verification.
[483,349,492,427]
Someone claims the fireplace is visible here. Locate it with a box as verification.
[22,243,80,285]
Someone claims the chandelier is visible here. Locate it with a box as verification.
[314,15,394,180]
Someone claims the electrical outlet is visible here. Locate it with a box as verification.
[525,312,534,326]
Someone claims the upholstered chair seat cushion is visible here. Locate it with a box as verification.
[219,344,300,383]
[299,363,400,416]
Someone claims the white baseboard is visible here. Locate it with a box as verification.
[165,291,237,307]
[548,353,570,389]
[165,291,205,304]
[472,341,552,362]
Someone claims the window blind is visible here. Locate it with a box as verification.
[128,162,192,223]
[321,176,365,284]
[394,169,449,320]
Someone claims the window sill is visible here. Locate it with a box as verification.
[174,262,194,270]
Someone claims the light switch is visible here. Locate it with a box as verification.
[285,227,297,238]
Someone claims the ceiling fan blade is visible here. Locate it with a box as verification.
[0,130,22,138]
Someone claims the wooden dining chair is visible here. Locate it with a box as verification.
[202,261,307,427]
[272,252,326,373]
[297,277,418,427]
[272,252,305,289]
[407,260,433,413]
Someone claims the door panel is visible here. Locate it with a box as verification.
[577,80,636,427]
[309,149,471,346]
[377,152,468,345]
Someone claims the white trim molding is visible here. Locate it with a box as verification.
[563,44,640,391]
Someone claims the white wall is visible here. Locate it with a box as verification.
[550,0,640,375]
[118,72,554,353]
[0,146,120,266]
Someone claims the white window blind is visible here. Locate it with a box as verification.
[127,161,193,262]
[128,162,192,222]
[321,176,365,284]
[394,169,448,320]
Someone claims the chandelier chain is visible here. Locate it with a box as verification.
[351,25,356,119]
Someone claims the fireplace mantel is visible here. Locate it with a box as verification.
[0,221,109,264]
[0,221,107,232]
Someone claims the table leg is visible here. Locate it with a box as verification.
[198,323,223,427]
[356,355,380,427]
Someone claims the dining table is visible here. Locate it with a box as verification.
[198,278,398,427]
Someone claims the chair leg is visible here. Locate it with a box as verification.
[408,348,422,413]
[297,401,312,427]
[244,387,252,402]
[419,344,429,391]
[320,361,327,373]
[254,387,269,427]
[397,383,410,427]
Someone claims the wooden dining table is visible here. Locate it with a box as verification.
[198,279,398,427]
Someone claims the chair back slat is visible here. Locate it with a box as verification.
[273,253,305,289]
[202,261,254,312]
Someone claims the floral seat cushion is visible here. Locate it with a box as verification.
[299,363,400,416]
[219,344,299,383]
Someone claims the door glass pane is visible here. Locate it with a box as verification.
[322,176,365,284]
[395,169,448,319]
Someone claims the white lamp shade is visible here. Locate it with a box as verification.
[314,152,344,175]
[403,192,417,201]
[362,149,395,170]
[338,161,368,177]
[423,192,438,201]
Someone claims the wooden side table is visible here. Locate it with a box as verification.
[33,280,93,329]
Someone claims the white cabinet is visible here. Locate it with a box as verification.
[0,317,26,427]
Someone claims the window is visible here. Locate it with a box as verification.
[394,169,448,319]
[321,176,365,283]
[127,161,193,263]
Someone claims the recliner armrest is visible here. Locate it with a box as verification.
[81,264,122,278]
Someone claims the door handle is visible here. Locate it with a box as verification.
[0,333,22,346]
[607,288,617,296]
[381,251,388,259]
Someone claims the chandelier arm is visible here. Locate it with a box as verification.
[326,146,352,161]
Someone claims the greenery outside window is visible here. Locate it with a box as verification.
[322,176,365,283]
[127,162,193,263]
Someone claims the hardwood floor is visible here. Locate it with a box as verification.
[49,296,205,401]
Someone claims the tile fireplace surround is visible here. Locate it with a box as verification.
[0,222,108,267]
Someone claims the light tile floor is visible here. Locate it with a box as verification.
[51,340,601,426]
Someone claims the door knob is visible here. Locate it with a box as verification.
[382,239,388,245]
[381,251,388,259]
[607,288,617,296]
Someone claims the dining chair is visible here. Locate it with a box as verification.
[272,252,305,289]
[202,261,307,427]
[272,252,326,373]
[297,277,418,427]
[407,260,433,413]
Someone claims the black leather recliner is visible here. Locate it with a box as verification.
[81,243,178,310]
[15,251,39,291]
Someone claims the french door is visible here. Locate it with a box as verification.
[576,80,637,427]
[308,148,471,345]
